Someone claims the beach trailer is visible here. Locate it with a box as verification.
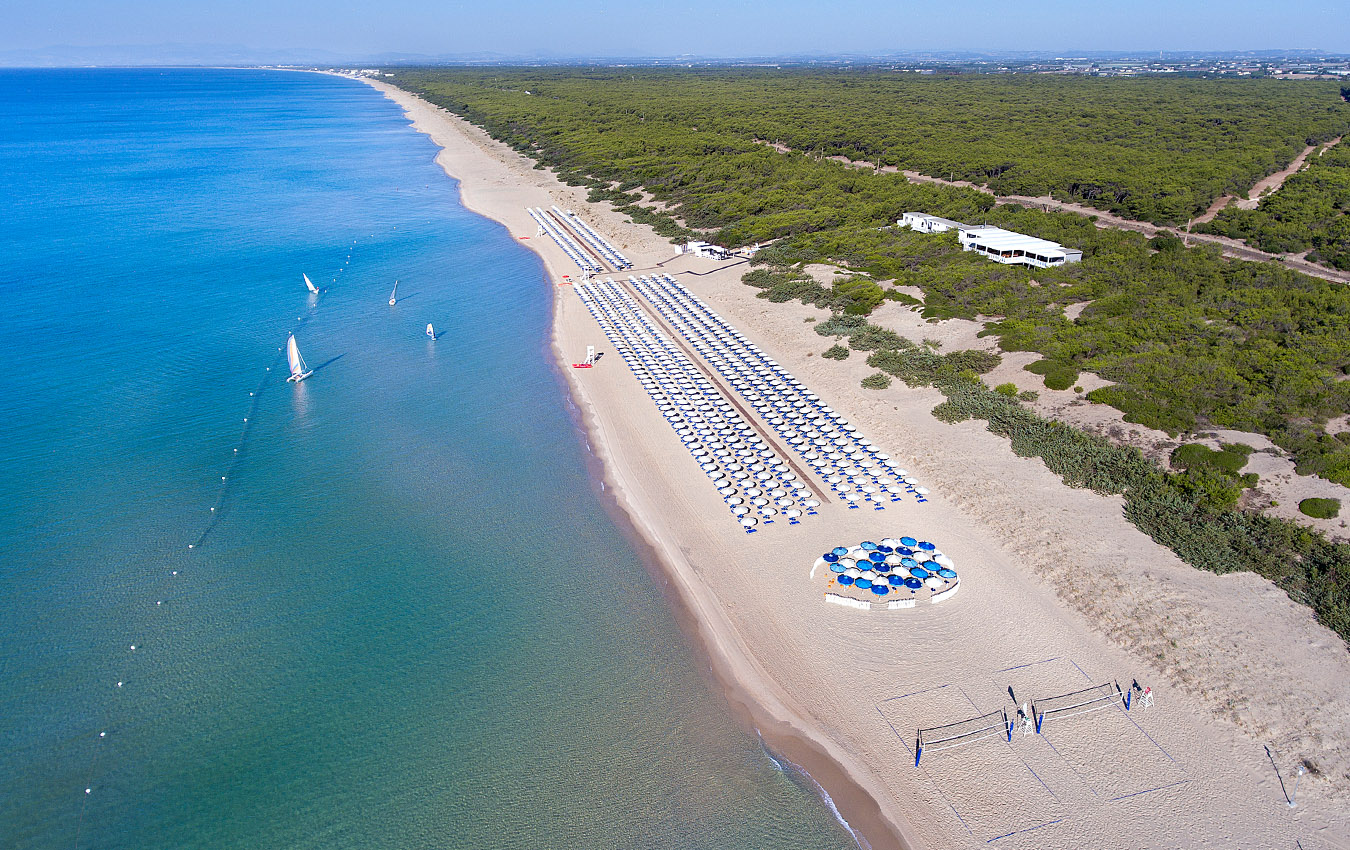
[898,212,966,233]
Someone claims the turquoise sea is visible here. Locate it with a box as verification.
[0,69,857,849]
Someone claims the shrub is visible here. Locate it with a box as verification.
[1018,390,1040,402]
[849,325,909,351]
[1025,358,1080,392]
[1172,443,1252,476]
[822,344,851,360]
[1300,498,1342,519]
[814,314,868,337]
[862,372,892,390]
[994,382,1019,397]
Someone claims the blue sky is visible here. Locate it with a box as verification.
[5,0,1347,59]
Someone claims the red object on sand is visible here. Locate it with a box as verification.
[571,363,593,369]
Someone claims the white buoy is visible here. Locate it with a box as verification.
[172,571,177,575]
[99,732,106,738]
[116,682,122,687]
[187,545,193,549]
[129,645,135,651]
[86,788,91,794]
[210,507,214,511]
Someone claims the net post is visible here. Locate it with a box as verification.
[915,739,922,767]
[1124,686,1131,711]
[1005,709,1012,742]
[1034,705,1043,734]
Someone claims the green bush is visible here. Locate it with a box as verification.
[814,314,868,337]
[1300,498,1342,519]
[1026,358,1080,391]
[849,325,909,351]
[994,382,1019,397]
[862,372,892,390]
[822,344,851,360]
[1172,443,1253,476]
[1018,390,1040,402]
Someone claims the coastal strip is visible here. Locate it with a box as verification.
[345,74,1350,850]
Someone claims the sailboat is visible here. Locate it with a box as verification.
[303,273,319,294]
[426,323,436,340]
[388,280,398,306]
[286,334,313,382]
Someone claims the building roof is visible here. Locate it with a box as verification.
[958,225,1071,258]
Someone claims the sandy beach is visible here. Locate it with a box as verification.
[356,75,1350,850]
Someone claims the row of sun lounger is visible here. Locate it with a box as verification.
[552,206,632,270]
[528,207,603,274]
[576,277,822,531]
[629,274,931,507]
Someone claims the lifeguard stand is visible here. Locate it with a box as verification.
[572,346,596,369]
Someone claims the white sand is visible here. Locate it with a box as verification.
[354,75,1350,850]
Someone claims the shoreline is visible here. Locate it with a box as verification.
[350,73,919,850]
[344,73,1350,850]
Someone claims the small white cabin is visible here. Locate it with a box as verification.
[678,240,733,260]
[899,212,966,234]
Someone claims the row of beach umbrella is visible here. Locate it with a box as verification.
[529,207,603,274]
[576,278,821,531]
[629,274,932,509]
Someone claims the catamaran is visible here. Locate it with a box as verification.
[388,281,398,306]
[303,273,319,294]
[286,334,313,382]
[425,323,436,340]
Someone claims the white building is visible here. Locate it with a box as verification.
[898,212,966,233]
[957,225,1082,269]
[678,240,733,260]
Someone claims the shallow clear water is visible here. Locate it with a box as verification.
[0,69,856,850]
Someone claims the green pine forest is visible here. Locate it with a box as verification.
[1199,130,1350,270]
[395,68,1350,227]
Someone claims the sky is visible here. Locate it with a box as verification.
[3,0,1347,62]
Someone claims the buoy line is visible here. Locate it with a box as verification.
[71,242,360,849]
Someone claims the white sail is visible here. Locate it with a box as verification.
[286,334,312,382]
[389,280,398,306]
[303,273,319,294]
[426,323,435,339]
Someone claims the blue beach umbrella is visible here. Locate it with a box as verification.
[938,568,958,579]
[868,551,886,564]
[860,541,878,551]
[830,562,847,573]
[904,577,923,589]
[900,558,918,568]
[871,584,889,596]
[910,567,930,579]
[918,541,936,551]
[887,574,905,586]
[838,575,854,586]
[823,552,839,563]
[855,578,872,590]
[899,536,917,547]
